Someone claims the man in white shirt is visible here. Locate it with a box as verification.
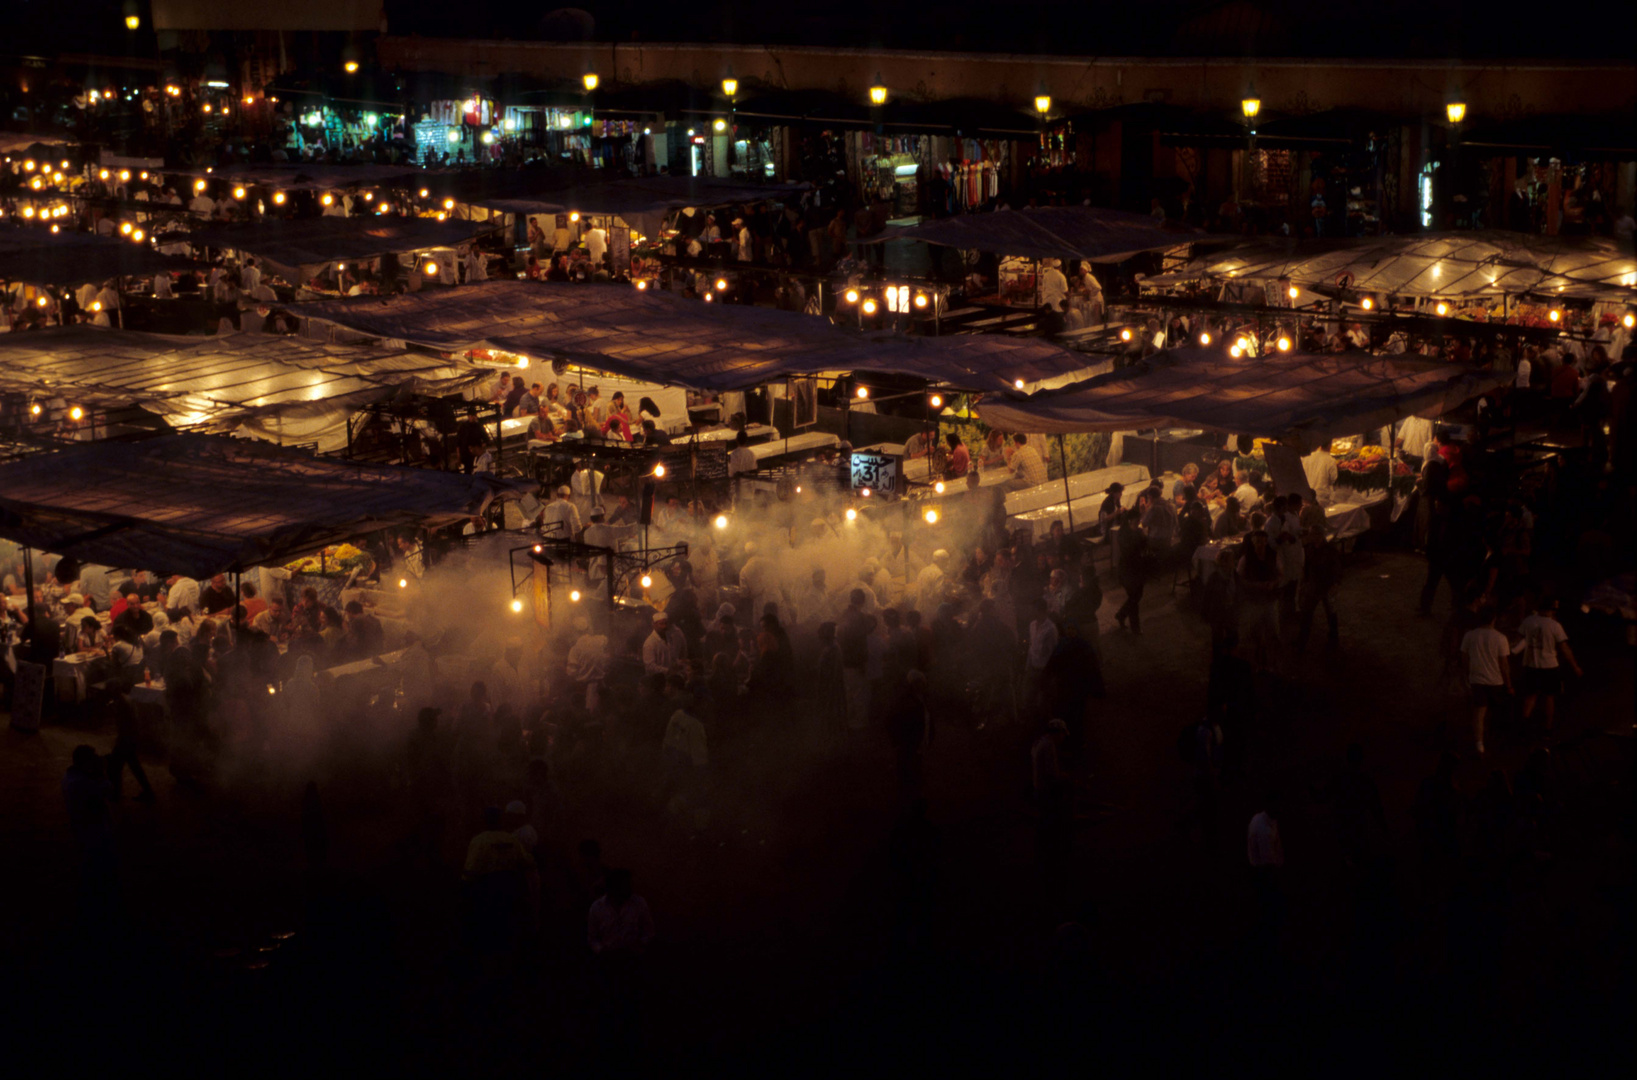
[1301,443,1339,506]
[1514,597,1580,732]
[153,271,174,299]
[1039,258,1068,313]
[94,282,122,328]
[642,612,686,675]
[536,485,582,541]
[732,217,752,262]
[728,430,757,476]
[1460,605,1512,755]
[462,246,488,283]
[240,258,261,294]
[1232,471,1263,513]
[583,225,608,267]
[164,574,200,615]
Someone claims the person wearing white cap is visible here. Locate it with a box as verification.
[537,484,582,541]
[733,216,752,263]
[642,611,686,675]
[1039,257,1069,314]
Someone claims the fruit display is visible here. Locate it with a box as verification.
[284,543,373,578]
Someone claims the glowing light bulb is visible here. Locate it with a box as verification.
[861,488,872,498]
[713,118,727,133]
[862,299,878,314]
[1287,286,1299,300]
[1199,332,1212,346]
[419,188,429,198]
[121,170,131,181]
[272,191,286,205]
[1548,308,1561,323]
[99,169,109,180]
[934,481,945,494]
[845,507,858,521]
[855,386,869,400]
[582,73,599,92]
[443,199,455,210]
[1436,302,1449,316]
[233,186,246,199]
[914,293,929,309]
[131,229,144,241]
[704,292,714,302]
[1119,328,1132,342]
[344,61,359,74]
[844,288,860,304]
[1623,313,1635,329]
[569,211,580,222]
[640,574,652,589]
[398,579,408,589]
[1361,296,1374,310]
[1229,345,1243,358]
[636,279,649,290]
[929,394,942,408]
[924,509,939,524]
[30,403,42,416]
[69,405,84,420]
[423,261,438,277]
[1014,379,1026,390]
[653,464,666,478]
[1276,336,1292,352]
[570,590,582,602]
[714,515,728,529]
[510,598,524,613]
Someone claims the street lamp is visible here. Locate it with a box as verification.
[582,72,599,93]
[344,61,359,74]
[125,14,139,30]
[1241,95,1261,120]
[869,76,888,107]
[721,70,738,98]
[1445,101,1467,124]
[1034,94,1052,116]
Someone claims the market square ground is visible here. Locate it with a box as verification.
[1,547,1630,1075]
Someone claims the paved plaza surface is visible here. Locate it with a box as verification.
[2,548,1630,1074]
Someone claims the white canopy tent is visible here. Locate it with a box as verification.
[0,325,489,451]
[1145,231,1637,303]
[976,348,1509,442]
[291,280,1098,393]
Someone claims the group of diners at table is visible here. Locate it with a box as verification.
[1,547,393,706]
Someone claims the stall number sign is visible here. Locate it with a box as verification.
[885,285,912,314]
[850,451,899,495]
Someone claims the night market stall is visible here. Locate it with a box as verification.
[0,434,524,714]
[0,325,491,453]
[975,347,1510,544]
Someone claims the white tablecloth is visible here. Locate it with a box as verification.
[1004,462,1151,517]
[747,431,839,463]
[1006,464,1151,540]
[902,455,1012,488]
[673,423,778,446]
[53,652,102,702]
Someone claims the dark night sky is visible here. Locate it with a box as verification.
[10,0,1635,60]
[382,0,1637,60]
